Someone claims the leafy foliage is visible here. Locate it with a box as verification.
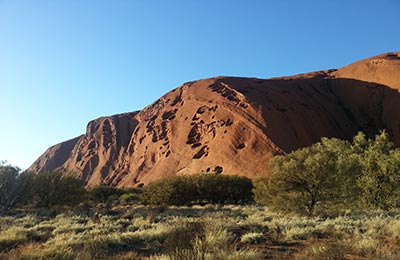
[0,164,33,211]
[88,185,125,204]
[142,174,254,206]
[261,137,356,215]
[354,132,400,209]
[255,131,400,215]
[88,186,142,207]
[119,193,141,205]
[32,172,86,209]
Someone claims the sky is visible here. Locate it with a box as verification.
[0,0,399,169]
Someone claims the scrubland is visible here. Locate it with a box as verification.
[2,132,400,259]
[1,205,400,260]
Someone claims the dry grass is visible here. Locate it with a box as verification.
[0,205,399,259]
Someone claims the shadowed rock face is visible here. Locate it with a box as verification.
[29,112,139,186]
[29,52,400,187]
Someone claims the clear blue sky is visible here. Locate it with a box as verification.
[1,0,399,169]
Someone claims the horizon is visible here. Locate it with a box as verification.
[1,1,399,169]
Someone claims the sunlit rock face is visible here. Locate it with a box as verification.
[29,52,400,187]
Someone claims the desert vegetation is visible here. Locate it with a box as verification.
[1,131,400,259]
[0,205,400,259]
[254,131,400,216]
[142,174,254,206]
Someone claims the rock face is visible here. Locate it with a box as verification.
[29,112,140,186]
[29,52,400,187]
[332,52,400,90]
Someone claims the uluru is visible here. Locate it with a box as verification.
[28,52,400,187]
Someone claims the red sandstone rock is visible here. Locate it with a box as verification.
[28,52,400,187]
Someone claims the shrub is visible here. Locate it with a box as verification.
[252,177,270,206]
[88,186,142,206]
[32,172,86,209]
[355,131,400,210]
[259,137,359,216]
[257,131,400,215]
[0,164,33,211]
[119,193,141,205]
[142,174,254,206]
[88,186,125,204]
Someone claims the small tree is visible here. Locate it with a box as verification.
[258,131,400,215]
[32,172,86,209]
[0,165,33,211]
[261,137,358,216]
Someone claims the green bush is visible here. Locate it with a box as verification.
[119,193,141,205]
[89,186,142,206]
[256,131,400,215]
[355,131,400,210]
[0,164,33,211]
[88,186,125,204]
[142,174,254,206]
[142,176,197,205]
[32,172,86,209]
[256,137,357,216]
